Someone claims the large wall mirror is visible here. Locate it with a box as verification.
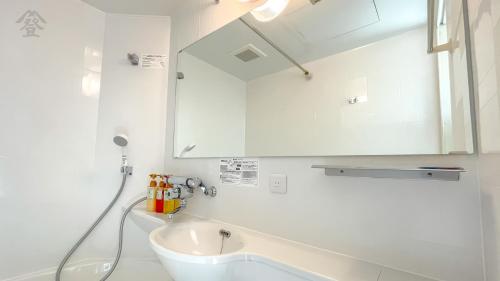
[173,0,475,158]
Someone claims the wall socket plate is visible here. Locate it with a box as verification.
[269,174,287,194]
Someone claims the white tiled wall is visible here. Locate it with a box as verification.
[0,0,106,277]
[477,155,500,281]
[471,0,500,154]
[0,1,170,279]
[81,13,171,261]
[468,0,500,280]
[164,1,485,281]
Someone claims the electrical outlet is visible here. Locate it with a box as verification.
[269,174,287,194]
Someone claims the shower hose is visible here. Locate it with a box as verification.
[55,173,147,281]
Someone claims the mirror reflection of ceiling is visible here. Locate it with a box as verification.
[184,0,427,81]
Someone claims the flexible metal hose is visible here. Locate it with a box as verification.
[99,196,146,281]
[55,174,128,281]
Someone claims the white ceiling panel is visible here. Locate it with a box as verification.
[81,0,177,16]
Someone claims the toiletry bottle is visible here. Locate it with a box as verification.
[146,174,157,212]
[172,179,181,211]
[155,175,164,213]
[163,176,175,214]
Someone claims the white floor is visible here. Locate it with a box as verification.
[3,259,172,281]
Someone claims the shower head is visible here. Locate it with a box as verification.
[114,134,133,175]
[113,134,128,147]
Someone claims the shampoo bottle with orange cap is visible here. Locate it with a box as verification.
[146,174,157,212]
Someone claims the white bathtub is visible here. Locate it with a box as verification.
[2,258,172,281]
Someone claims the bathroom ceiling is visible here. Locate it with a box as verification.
[184,0,428,81]
[81,0,178,15]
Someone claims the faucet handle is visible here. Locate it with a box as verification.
[201,186,217,197]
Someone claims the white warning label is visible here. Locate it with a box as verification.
[140,54,167,69]
[220,158,258,187]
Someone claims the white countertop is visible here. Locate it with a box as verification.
[133,205,439,281]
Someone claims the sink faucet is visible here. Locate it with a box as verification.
[166,176,217,219]
[168,176,217,198]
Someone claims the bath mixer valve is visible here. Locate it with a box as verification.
[165,176,216,219]
[168,176,217,198]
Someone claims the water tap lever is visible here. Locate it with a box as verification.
[167,176,216,197]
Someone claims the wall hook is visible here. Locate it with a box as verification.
[127,53,139,66]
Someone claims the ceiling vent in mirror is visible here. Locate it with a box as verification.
[232,44,267,62]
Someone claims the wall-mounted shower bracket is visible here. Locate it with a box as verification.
[121,166,133,176]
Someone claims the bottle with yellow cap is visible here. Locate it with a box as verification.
[146,174,157,212]
[163,174,181,210]
[163,176,176,214]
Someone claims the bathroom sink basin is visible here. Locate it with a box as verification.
[151,221,244,257]
[150,220,245,281]
[150,216,441,281]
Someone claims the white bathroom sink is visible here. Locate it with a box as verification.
[149,216,440,281]
[152,221,244,257]
[150,220,250,281]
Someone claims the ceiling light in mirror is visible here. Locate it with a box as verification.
[244,0,289,22]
